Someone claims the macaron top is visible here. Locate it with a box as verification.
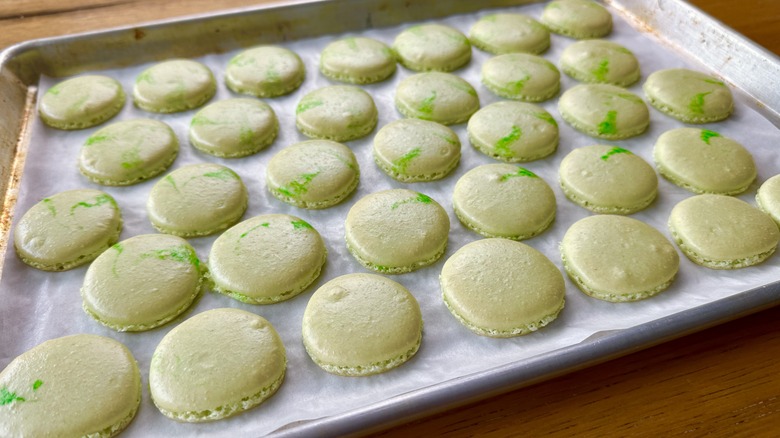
[295,85,378,141]
[133,59,216,113]
[540,0,613,39]
[469,13,550,55]
[392,23,472,72]
[189,98,279,158]
[319,36,396,84]
[481,53,561,102]
[643,68,733,123]
[395,72,480,125]
[757,174,780,225]
[558,83,649,139]
[225,46,305,98]
[38,75,125,130]
[560,39,641,86]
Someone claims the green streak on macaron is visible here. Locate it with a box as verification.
[500,167,538,181]
[277,171,322,198]
[392,147,422,173]
[203,168,238,180]
[701,129,721,144]
[85,133,110,146]
[592,60,609,81]
[42,198,57,217]
[418,92,436,115]
[600,146,631,161]
[140,245,199,268]
[296,100,323,114]
[390,192,432,210]
[534,111,558,127]
[291,219,313,230]
[495,125,523,157]
[689,92,712,115]
[70,194,116,214]
[32,380,43,391]
[1,387,25,405]
[597,110,618,135]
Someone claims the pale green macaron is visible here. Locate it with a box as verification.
[540,0,613,39]
[147,163,248,237]
[38,75,125,130]
[189,98,278,158]
[467,100,559,162]
[345,189,449,274]
[0,334,141,437]
[453,164,556,240]
[266,140,360,209]
[319,36,396,84]
[469,13,550,55]
[150,308,286,422]
[373,118,461,182]
[133,59,216,113]
[558,83,649,140]
[441,238,565,337]
[14,189,122,271]
[481,53,560,102]
[207,214,327,304]
[669,194,779,269]
[757,174,780,226]
[225,46,305,98]
[643,68,733,123]
[79,118,178,185]
[562,215,679,302]
[395,72,480,125]
[392,23,471,72]
[81,234,203,332]
[302,273,423,376]
[560,39,641,86]
[559,145,658,214]
[653,128,756,195]
[296,85,378,141]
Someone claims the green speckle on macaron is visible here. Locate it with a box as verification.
[700,129,721,144]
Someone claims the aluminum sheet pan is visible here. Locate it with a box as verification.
[1,1,780,437]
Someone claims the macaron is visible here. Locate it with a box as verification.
[14,189,123,271]
[481,53,561,102]
[81,234,203,332]
[133,59,216,113]
[468,13,550,55]
[38,75,125,130]
[559,145,658,214]
[558,83,649,140]
[560,39,641,86]
[266,140,360,209]
[345,189,449,274]
[225,46,305,98]
[453,164,557,240]
[467,100,559,162]
[643,68,734,123]
[0,334,141,437]
[372,118,461,182]
[561,215,680,302]
[149,308,286,422]
[207,214,327,304]
[295,85,378,141]
[653,127,756,195]
[395,72,480,125]
[319,36,396,84]
[668,194,779,269]
[78,118,178,185]
[440,238,565,337]
[392,23,472,72]
[147,163,248,237]
[302,273,423,376]
[189,98,279,158]
[540,0,613,39]
[756,174,780,226]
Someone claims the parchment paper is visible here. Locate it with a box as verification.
[2,2,780,436]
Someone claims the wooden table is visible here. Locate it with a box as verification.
[2,1,779,436]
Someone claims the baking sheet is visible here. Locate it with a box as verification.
[2,1,780,436]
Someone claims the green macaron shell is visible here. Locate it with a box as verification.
[653,128,756,195]
[345,189,449,274]
[441,238,565,337]
[559,145,658,214]
[225,46,305,98]
[643,68,734,123]
[392,23,472,72]
[481,53,561,102]
[79,118,178,185]
[266,140,360,209]
[558,83,649,140]
[14,189,123,271]
[149,308,286,422]
[372,118,461,182]
[469,13,550,55]
[302,273,423,376]
[189,98,279,158]
[0,334,141,437]
[81,234,203,332]
[39,75,125,130]
[561,215,680,302]
[560,39,641,86]
[756,174,780,226]
[452,164,556,240]
[147,163,248,237]
[540,0,613,39]
[207,214,327,304]
[467,100,559,162]
[319,37,397,84]
[395,72,480,125]
[296,85,378,141]
[668,194,779,269]
[133,59,216,113]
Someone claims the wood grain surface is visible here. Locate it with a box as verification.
[2,1,780,436]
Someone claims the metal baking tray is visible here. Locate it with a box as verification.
[2,0,780,437]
